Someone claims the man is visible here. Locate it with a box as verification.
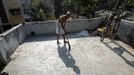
[56,11,71,44]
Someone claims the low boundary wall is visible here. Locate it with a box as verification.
[0,18,134,65]
[0,24,26,65]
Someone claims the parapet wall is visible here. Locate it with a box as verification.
[0,18,102,65]
[25,18,102,35]
[0,18,134,65]
[0,24,26,65]
[117,20,134,47]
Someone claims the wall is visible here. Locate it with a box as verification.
[25,18,102,35]
[2,0,24,25]
[0,18,102,65]
[117,20,134,47]
[0,18,134,65]
[0,24,26,65]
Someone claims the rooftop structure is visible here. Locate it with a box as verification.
[0,0,24,32]
[0,18,134,75]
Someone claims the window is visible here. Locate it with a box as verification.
[9,8,21,15]
[24,8,29,14]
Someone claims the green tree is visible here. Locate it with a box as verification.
[61,0,80,14]
[103,0,134,10]
[76,0,99,18]
[127,0,134,9]
[60,0,99,18]
[54,0,64,18]
[37,9,46,21]
[29,0,47,21]
[127,0,134,7]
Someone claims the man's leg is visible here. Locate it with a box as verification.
[57,34,60,44]
[62,34,68,43]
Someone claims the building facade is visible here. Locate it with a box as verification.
[0,0,24,32]
[43,0,55,19]
[17,0,31,21]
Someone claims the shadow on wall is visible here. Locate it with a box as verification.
[102,40,134,68]
[57,44,80,74]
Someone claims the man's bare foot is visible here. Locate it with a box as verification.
[57,41,61,44]
[64,41,68,43]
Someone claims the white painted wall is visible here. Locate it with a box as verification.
[0,18,134,65]
[117,20,134,47]
[0,24,27,64]
[25,18,102,35]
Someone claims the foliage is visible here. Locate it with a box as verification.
[61,0,80,13]
[59,0,99,18]
[29,0,47,21]
[127,0,134,9]
[54,0,64,18]
[36,9,46,21]
[30,0,134,20]
[95,0,134,10]
[106,0,117,10]
[128,0,134,7]
[76,0,99,18]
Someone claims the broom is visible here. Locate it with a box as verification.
[65,34,71,51]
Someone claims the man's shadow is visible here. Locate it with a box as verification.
[58,44,80,74]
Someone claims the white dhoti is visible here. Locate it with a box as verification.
[56,21,65,34]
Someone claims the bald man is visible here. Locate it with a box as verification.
[56,12,71,44]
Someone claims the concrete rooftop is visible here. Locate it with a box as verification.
[3,33,134,75]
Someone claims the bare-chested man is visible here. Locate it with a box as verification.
[56,12,71,44]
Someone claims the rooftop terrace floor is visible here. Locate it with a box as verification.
[3,34,134,75]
